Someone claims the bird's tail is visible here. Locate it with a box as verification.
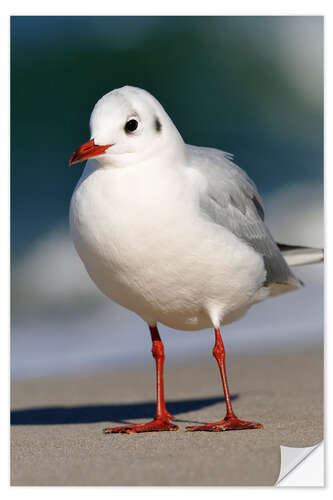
[277,243,324,267]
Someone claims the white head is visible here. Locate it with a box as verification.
[69,86,186,168]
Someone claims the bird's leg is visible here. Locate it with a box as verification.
[186,327,263,432]
[104,325,178,434]
[150,325,175,422]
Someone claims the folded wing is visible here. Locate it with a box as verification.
[187,145,302,293]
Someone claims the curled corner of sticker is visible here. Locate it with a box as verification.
[276,442,324,485]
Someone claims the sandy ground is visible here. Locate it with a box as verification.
[11,347,323,486]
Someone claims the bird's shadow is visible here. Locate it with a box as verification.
[11,394,239,426]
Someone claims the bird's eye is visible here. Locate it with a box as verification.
[124,119,138,133]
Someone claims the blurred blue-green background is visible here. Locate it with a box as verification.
[11,16,323,380]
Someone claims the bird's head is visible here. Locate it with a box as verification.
[69,86,185,168]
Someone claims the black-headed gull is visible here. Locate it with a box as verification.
[69,86,323,434]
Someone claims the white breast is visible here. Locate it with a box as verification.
[70,160,267,330]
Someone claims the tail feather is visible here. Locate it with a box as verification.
[277,243,324,267]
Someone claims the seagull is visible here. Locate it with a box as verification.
[69,86,323,434]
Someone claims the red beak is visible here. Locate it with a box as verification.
[69,139,112,166]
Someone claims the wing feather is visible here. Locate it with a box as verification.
[186,145,300,288]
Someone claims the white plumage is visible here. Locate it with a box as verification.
[69,86,319,332]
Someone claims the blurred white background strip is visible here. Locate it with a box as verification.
[276,441,324,486]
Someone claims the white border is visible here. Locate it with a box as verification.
[1,0,331,15]
[2,1,331,497]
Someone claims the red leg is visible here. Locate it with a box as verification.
[104,325,178,434]
[186,327,263,432]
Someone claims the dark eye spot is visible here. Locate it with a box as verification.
[125,119,138,133]
[155,117,162,132]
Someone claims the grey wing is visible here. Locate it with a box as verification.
[186,145,300,289]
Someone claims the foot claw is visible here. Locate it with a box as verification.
[104,419,179,434]
[186,417,263,432]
